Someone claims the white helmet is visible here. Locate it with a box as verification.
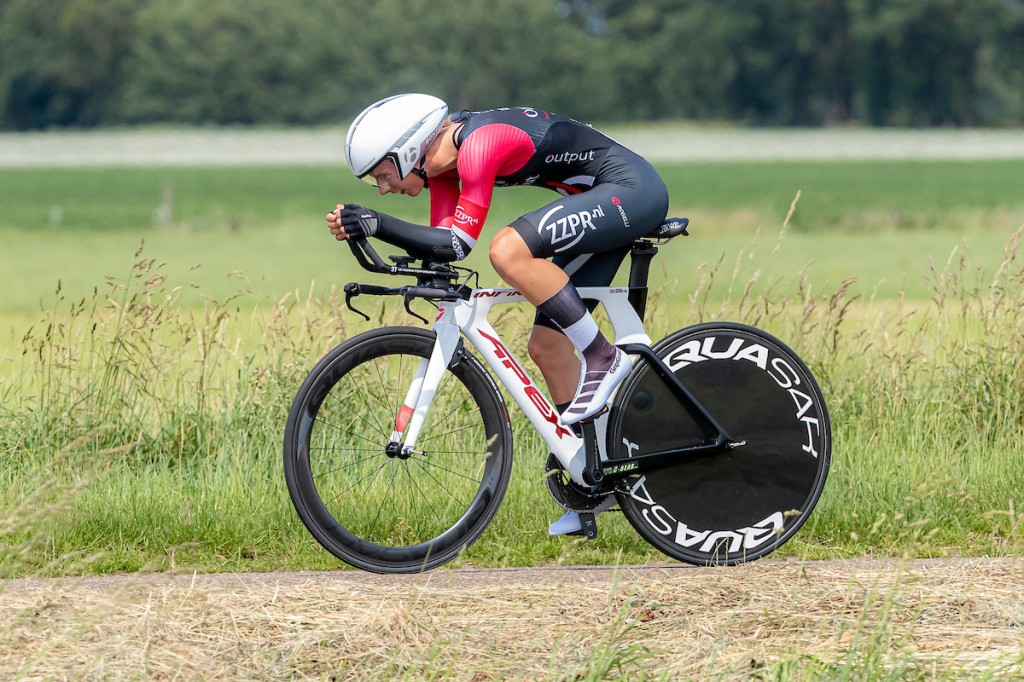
[345,93,449,185]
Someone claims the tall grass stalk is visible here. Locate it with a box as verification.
[1,218,1023,574]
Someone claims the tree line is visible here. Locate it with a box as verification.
[1,0,1022,131]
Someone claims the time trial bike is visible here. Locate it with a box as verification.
[283,218,831,574]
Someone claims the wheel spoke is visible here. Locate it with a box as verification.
[366,356,398,437]
[312,452,384,479]
[401,462,446,533]
[407,454,485,484]
[313,415,387,449]
[324,367,390,439]
[413,449,493,456]
[349,459,390,513]
[324,459,389,506]
[419,420,486,445]
[409,455,468,511]
[367,462,400,541]
[417,391,477,441]
[364,353,399,434]
[308,445,386,454]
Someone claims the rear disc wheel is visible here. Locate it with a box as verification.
[609,322,830,565]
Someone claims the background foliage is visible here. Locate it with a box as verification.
[2,0,1023,130]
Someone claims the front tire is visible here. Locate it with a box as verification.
[283,327,513,573]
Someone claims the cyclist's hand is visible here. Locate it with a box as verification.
[326,203,380,241]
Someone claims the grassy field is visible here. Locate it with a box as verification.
[2,158,1023,579]
[2,160,1023,314]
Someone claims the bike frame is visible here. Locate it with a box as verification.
[346,220,734,489]
[388,286,647,486]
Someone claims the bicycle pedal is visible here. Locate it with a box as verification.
[576,512,598,540]
[577,406,609,424]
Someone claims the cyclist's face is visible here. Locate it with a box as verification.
[367,159,424,197]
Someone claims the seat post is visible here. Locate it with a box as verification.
[627,241,659,320]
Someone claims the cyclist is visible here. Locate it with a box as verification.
[327,93,670,536]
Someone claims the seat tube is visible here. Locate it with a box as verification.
[462,316,593,485]
[627,242,658,320]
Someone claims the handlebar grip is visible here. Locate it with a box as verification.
[344,282,400,296]
[358,284,396,296]
[347,237,388,272]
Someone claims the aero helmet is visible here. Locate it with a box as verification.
[345,93,449,185]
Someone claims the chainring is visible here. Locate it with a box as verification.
[544,454,611,512]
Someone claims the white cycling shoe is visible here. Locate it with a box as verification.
[548,495,617,536]
[560,348,633,425]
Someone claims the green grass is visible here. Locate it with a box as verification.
[3,219,1018,320]
[4,160,1023,233]
[0,166,333,233]
[3,233,1022,576]
[2,161,1023,576]
[664,160,1024,231]
[2,161,1022,317]
[9,160,1024,232]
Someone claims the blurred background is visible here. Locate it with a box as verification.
[1,0,1023,581]
[2,0,1024,129]
[0,0,1019,129]
[2,0,1023,307]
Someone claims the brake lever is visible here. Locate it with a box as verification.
[343,282,371,321]
[402,289,431,325]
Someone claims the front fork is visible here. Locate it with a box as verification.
[387,322,461,454]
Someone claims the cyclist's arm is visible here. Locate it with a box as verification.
[328,204,462,260]
[371,212,468,261]
[444,124,533,255]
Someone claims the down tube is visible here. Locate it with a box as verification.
[461,319,588,483]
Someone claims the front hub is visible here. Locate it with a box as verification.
[385,441,412,459]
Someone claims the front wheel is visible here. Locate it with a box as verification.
[283,327,513,573]
[608,322,831,565]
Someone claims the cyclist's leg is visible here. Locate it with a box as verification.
[500,151,668,424]
[528,250,636,535]
[528,326,577,405]
[529,250,629,405]
[488,237,616,534]
[491,228,629,425]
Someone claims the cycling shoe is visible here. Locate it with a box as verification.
[548,495,617,536]
[560,348,632,425]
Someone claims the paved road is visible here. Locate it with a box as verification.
[0,555,1016,592]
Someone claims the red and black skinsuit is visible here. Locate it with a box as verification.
[369,107,669,328]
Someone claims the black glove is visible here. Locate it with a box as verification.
[338,205,381,239]
[336,206,472,262]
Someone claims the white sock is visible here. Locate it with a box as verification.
[561,314,599,353]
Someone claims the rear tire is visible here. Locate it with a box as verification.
[608,322,830,565]
[283,327,513,573]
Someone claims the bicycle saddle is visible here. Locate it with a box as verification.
[645,217,690,240]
